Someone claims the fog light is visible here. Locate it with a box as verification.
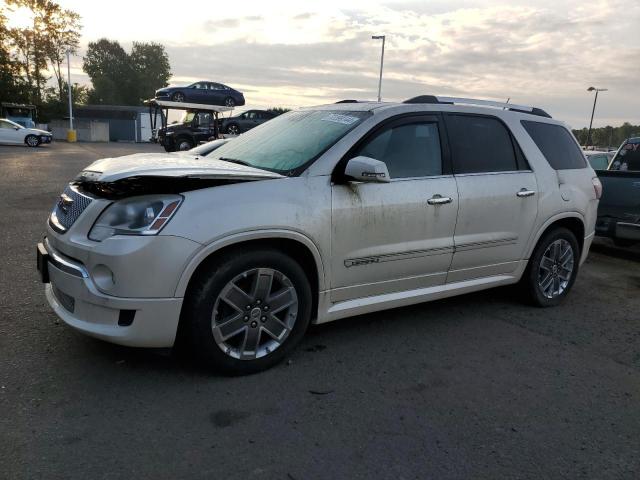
[92,264,115,290]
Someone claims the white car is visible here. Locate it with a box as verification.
[37,96,601,374]
[0,118,52,147]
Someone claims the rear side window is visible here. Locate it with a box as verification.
[446,115,518,174]
[521,121,586,169]
[356,122,442,178]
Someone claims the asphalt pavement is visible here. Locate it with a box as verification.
[1,142,639,480]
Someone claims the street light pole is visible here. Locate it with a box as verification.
[372,35,385,102]
[66,49,76,142]
[586,86,607,148]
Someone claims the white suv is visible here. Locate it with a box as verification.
[37,96,601,374]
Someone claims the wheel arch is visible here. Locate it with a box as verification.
[175,230,326,308]
[527,213,586,259]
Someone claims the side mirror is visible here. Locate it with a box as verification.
[14,126,20,130]
[344,156,391,183]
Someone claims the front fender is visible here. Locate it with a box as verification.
[174,228,326,297]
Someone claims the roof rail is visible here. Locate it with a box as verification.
[403,95,552,118]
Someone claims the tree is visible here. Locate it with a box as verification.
[0,6,27,101]
[83,39,134,104]
[130,42,171,103]
[83,39,172,105]
[4,0,81,103]
[41,5,81,101]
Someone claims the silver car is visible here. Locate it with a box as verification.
[37,97,601,374]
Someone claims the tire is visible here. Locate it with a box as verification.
[25,135,40,147]
[224,97,236,108]
[180,248,312,375]
[171,92,185,102]
[521,227,580,307]
[175,137,193,151]
[226,123,240,135]
[163,144,175,152]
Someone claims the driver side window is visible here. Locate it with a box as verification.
[355,122,443,178]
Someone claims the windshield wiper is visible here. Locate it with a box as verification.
[219,157,252,167]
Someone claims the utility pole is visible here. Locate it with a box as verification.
[372,35,385,102]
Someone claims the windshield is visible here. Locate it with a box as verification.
[610,139,640,171]
[210,110,370,174]
[180,112,196,124]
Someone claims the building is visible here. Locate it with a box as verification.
[51,105,157,142]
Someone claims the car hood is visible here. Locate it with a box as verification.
[27,128,51,135]
[77,153,284,182]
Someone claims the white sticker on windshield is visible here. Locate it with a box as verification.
[321,114,359,125]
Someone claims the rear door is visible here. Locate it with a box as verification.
[445,114,539,282]
[330,114,459,302]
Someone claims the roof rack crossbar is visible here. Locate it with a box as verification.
[403,95,552,118]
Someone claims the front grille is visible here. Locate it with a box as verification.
[52,284,75,313]
[50,185,93,233]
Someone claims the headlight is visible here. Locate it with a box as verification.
[89,195,182,242]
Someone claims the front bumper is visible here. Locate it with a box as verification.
[38,238,183,348]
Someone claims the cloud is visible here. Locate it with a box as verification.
[68,0,640,126]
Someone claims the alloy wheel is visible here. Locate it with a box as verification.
[177,140,191,151]
[26,136,39,147]
[225,97,235,107]
[228,125,239,135]
[538,239,574,298]
[173,93,185,102]
[211,268,299,360]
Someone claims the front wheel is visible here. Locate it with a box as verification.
[521,227,580,307]
[175,137,193,151]
[171,92,185,102]
[180,249,312,375]
[25,135,40,147]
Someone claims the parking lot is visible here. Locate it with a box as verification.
[1,142,639,479]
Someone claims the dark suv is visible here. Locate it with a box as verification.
[220,109,276,135]
[158,111,218,152]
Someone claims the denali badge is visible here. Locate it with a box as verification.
[57,193,74,214]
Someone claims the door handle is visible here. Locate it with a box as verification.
[516,189,536,198]
[427,195,453,205]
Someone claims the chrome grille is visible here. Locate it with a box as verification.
[50,185,93,232]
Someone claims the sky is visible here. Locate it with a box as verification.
[7,0,640,128]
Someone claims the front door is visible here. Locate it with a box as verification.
[443,113,539,282]
[0,120,21,144]
[330,115,459,302]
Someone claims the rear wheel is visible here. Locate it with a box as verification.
[521,227,580,307]
[180,249,312,375]
[25,135,40,147]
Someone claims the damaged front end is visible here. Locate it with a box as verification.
[74,175,248,200]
